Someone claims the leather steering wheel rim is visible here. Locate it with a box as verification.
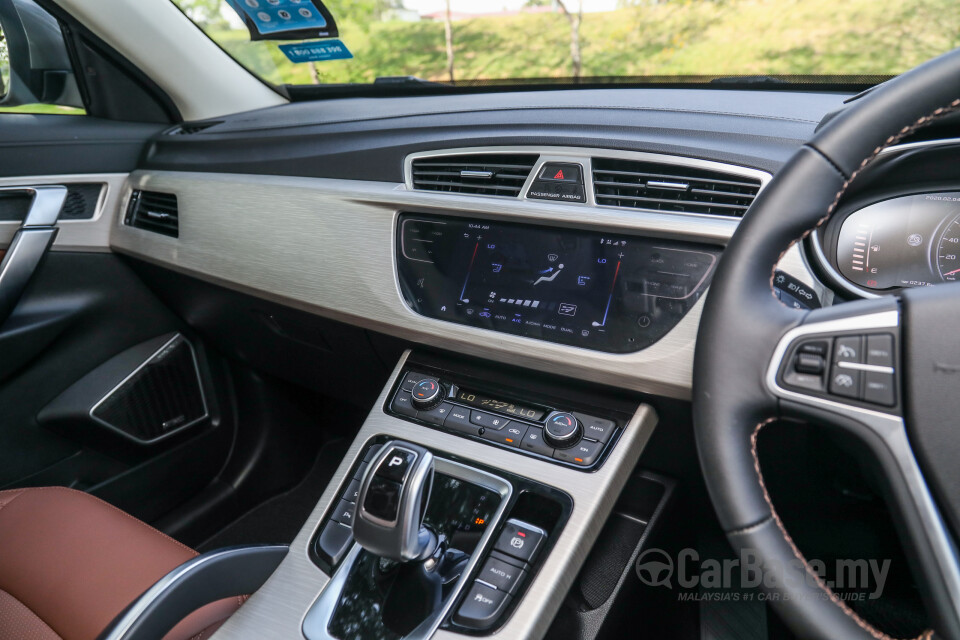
[693,48,960,640]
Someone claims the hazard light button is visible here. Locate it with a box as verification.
[538,163,582,183]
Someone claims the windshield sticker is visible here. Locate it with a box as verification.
[225,0,338,41]
[280,40,353,64]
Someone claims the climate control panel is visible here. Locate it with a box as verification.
[387,368,621,470]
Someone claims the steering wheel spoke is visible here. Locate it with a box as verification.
[768,298,902,420]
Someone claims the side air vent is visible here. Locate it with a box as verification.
[167,121,221,136]
[592,158,762,217]
[125,190,179,238]
[411,154,538,197]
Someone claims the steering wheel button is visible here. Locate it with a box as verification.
[864,371,896,406]
[866,334,895,367]
[795,353,825,375]
[834,336,863,364]
[798,340,828,357]
[829,366,861,399]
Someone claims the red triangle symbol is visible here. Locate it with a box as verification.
[554,170,564,180]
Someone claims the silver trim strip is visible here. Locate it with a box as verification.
[0,174,126,252]
[102,545,288,640]
[879,136,960,157]
[836,361,894,374]
[208,351,658,640]
[88,333,210,445]
[766,310,960,616]
[302,457,513,640]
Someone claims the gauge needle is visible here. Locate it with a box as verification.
[943,267,960,277]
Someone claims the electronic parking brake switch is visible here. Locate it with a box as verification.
[454,519,546,630]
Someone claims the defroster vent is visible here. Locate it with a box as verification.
[411,153,538,197]
[593,158,762,217]
[125,190,179,238]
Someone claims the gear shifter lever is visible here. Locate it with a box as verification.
[353,440,439,562]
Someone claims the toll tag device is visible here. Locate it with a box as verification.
[225,0,339,41]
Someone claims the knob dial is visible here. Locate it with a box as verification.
[411,378,443,410]
[544,411,581,448]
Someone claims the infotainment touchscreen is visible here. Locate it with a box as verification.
[396,214,720,353]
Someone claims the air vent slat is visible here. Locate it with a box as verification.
[411,153,538,197]
[125,190,179,238]
[592,158,761,218]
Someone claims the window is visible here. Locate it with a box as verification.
[0,0,84,115]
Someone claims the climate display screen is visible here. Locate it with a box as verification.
[396,214,720,353]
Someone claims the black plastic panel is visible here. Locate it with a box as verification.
[138,89,849,181]
[397,213,720,353]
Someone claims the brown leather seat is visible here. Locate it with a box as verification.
[0,487,244,640]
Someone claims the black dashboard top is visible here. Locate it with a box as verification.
[141,89,849,182]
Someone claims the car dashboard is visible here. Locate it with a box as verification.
[26,85,960,639]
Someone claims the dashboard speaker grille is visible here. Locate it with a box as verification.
[592,158,762,217]
[91,335,208,444]
[411,154,538,197]
[125,190,179,237]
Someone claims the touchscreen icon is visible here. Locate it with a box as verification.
[559,303,577,316]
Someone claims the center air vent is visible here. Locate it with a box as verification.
[592,158,762,217]
[411,154,538,197]
[125,190,179,238]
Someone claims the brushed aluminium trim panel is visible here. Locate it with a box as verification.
[110,161,816,398]
[0,173,126,251]
[210,351,659,640]
[111,170,728,399]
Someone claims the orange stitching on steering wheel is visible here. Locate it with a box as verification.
[750,419,934,640]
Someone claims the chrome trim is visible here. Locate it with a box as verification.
[836,361,895,374]
[404,146,772,223]
[647,181,690,191]
[0,186,70,227]
[766,310,960,616]
[879,136,960,157]
[88,333,210,445]
[460,170,494,179]
[209,351,658,640]
[102,545,288,640]
[808,137,960,301]
[0,174,126,253]
[302,456,513,640]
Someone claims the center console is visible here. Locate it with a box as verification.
[208,351,657,640]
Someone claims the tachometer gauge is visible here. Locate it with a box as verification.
[936,213,960,282]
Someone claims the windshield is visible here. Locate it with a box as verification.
[172,0,960,90]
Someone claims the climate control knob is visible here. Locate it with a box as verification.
[411,378,444,410]
[544,411,581,448]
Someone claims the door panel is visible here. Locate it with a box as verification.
[0,253,231,514]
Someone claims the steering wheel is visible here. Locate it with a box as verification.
[694,49,960,640]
